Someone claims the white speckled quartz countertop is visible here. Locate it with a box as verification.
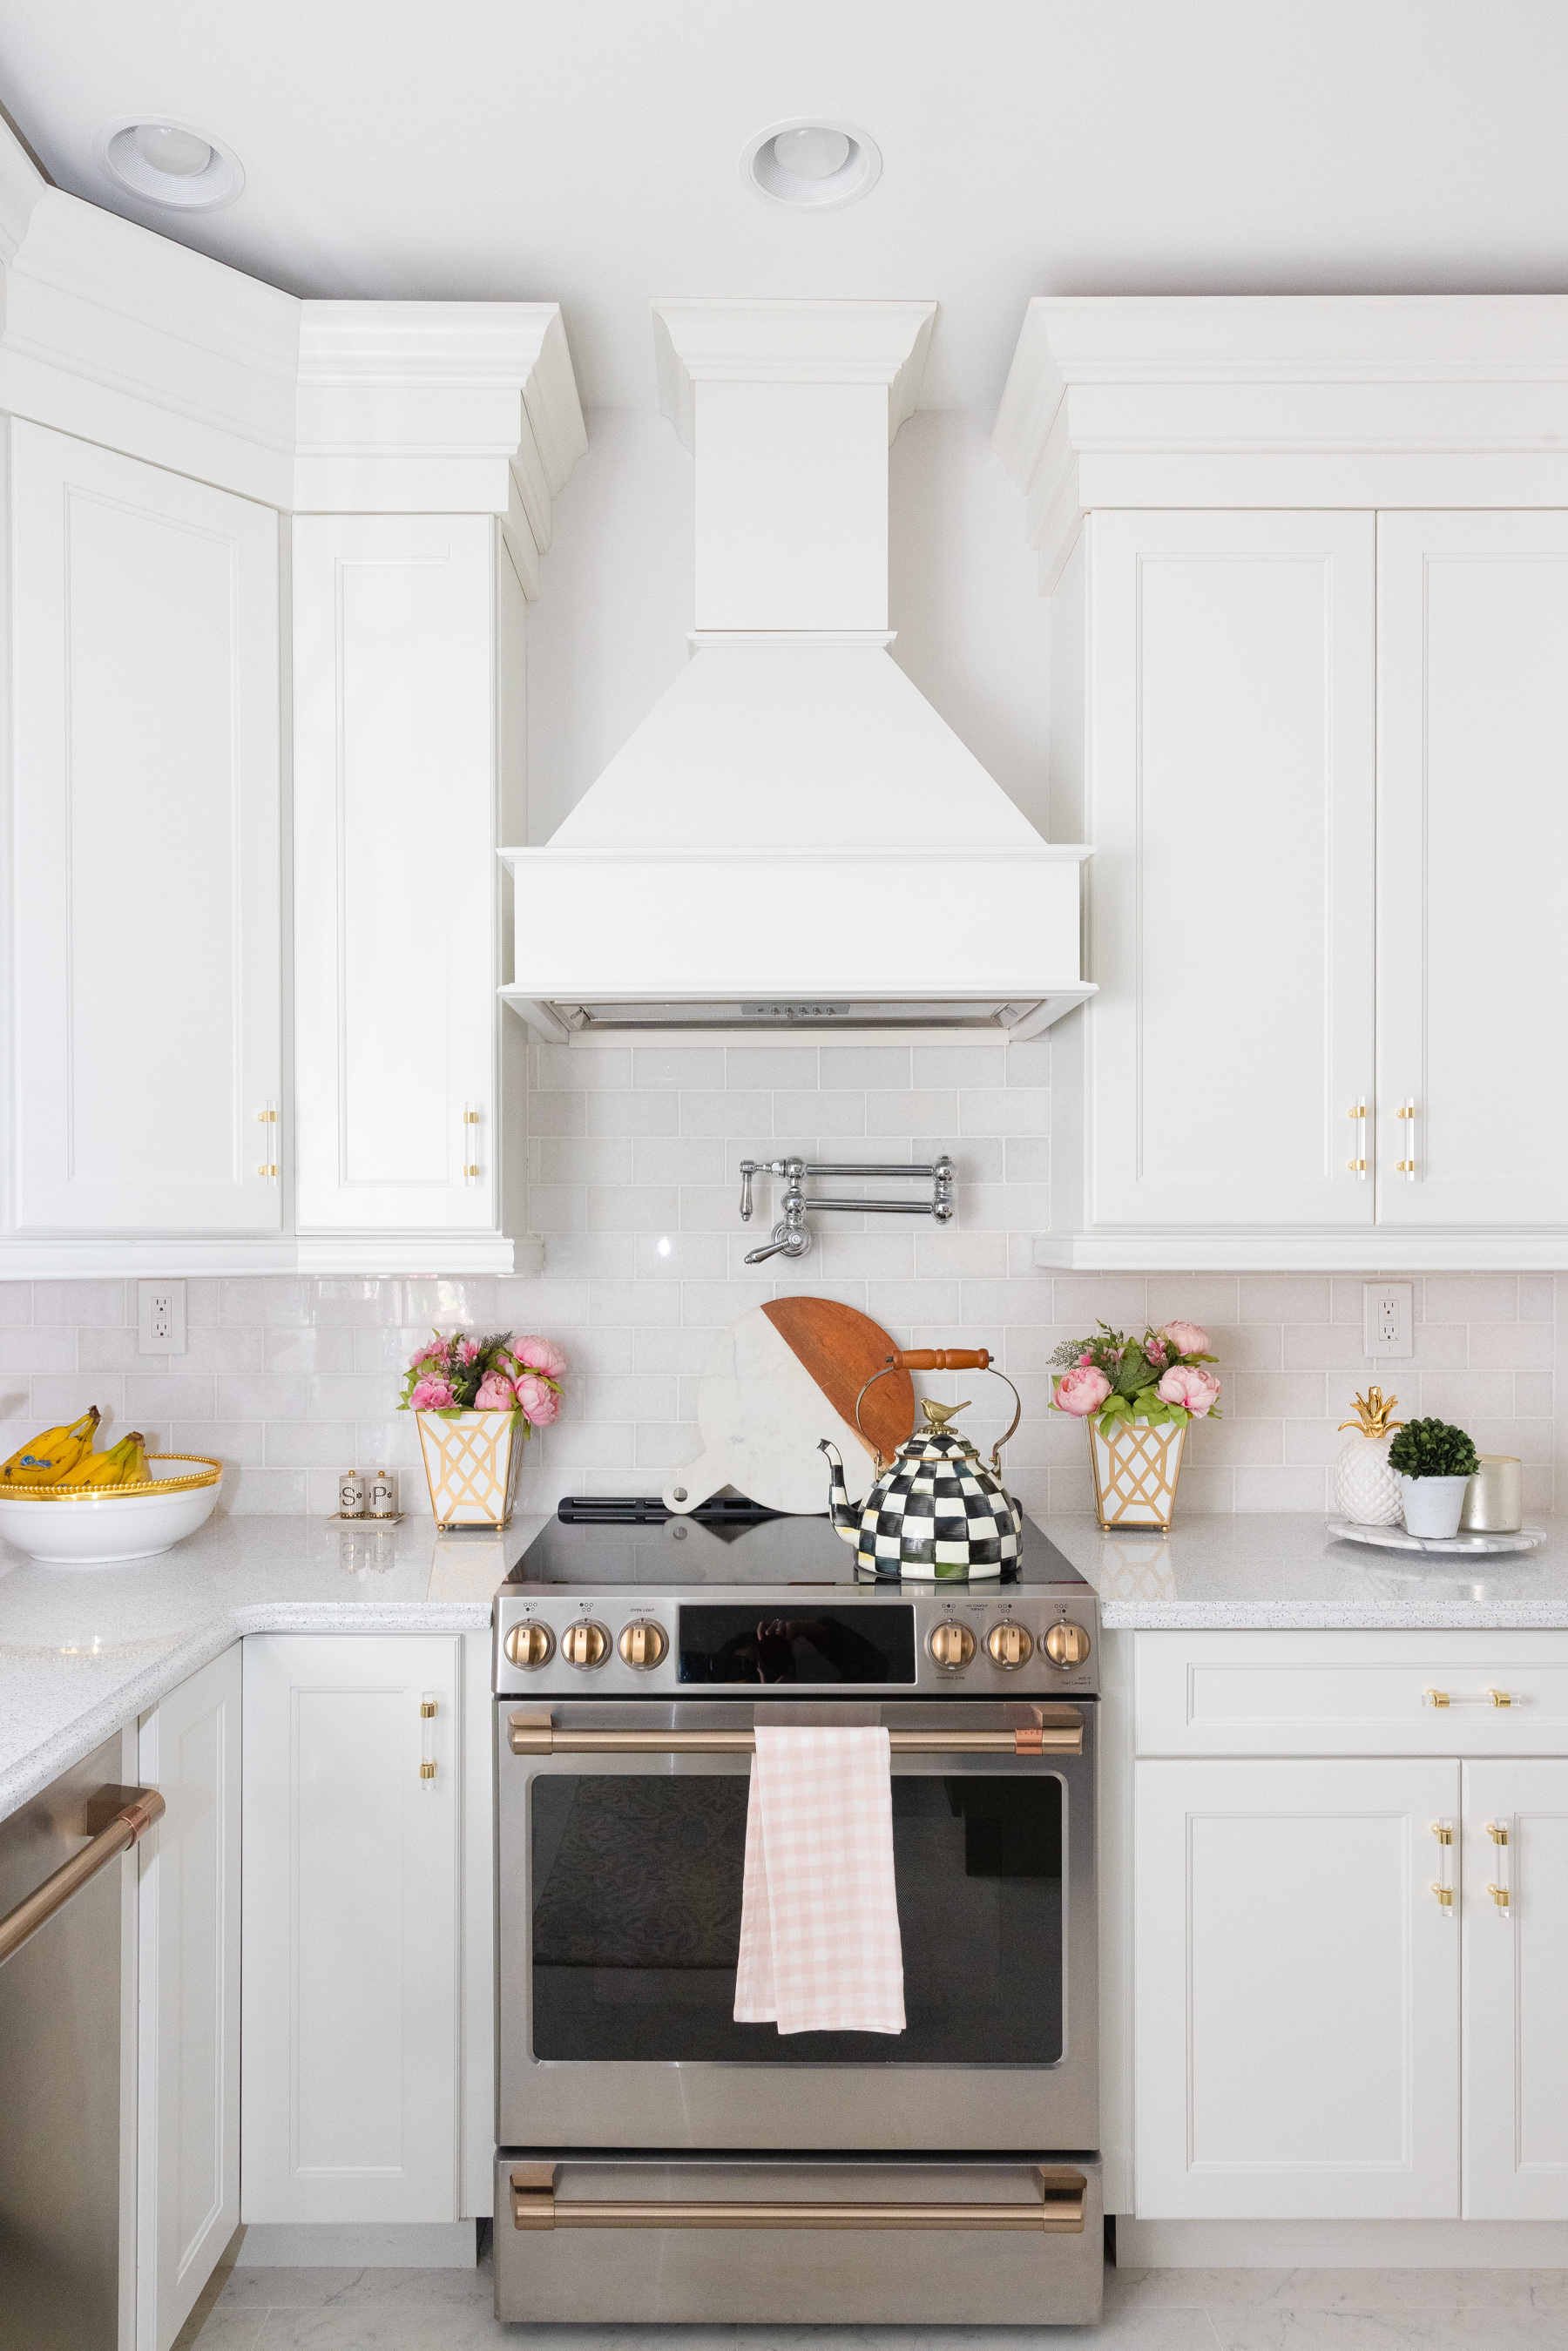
[0,1510,551,1823]
[1041,1512,1568,1631]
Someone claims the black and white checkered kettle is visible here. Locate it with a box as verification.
[819,1347,1024,1580]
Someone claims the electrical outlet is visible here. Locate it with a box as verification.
[138,1279,186,1355]
[1362,1280,1413,1361]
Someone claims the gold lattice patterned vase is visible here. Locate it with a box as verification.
[1087,1415,1188,1530]
[416,1409,525,1530]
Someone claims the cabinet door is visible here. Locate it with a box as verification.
[1378,512,1568,1230]
[9,421,281,1233]
[1087,511,1375,1231]
[292,517,498,1235]
[240,1633,460,2224]
[1135,1758,1459,2217]
[137,1645,241,2351]
[1463,1761,1568,2218]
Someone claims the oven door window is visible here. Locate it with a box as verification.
[529,1771,1064,2065]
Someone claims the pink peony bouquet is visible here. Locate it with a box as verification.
[1049,1318,1220,1436]
[398,1330,565,1428]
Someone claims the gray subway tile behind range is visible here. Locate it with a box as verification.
[0,1039,1559,1510]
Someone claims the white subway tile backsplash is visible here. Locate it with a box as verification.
[0,1042,1560,1514]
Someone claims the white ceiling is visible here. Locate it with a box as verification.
[3,0,1566,417]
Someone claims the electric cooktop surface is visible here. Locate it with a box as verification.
[504,1497,1091,1594]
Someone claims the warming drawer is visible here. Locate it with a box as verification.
[492,2154,1102,2326]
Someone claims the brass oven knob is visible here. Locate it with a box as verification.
[562,1620,610,1670]
[504,1620,555,1671]
[618,1620,668,1672]
[928,1621,977,1672]
[1045,1622,1092,1670]
[986,1621,1033,1671]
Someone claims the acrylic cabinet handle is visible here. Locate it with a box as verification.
[1347,1097,1368,1178]
[1423,1688,1512,1709]
[510,2165,1085,2234]
[256,1102,279,1182]
[1396,1097,1416,1179]
[0,1787,165,1966]
[1429,1819,1455,1915]
[1487,1819,1511,1920]
[507,1712,1082,1759]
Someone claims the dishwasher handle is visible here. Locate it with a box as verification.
[0,1786,165,1969]
[511,2165,1085,2234]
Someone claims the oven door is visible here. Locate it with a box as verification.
[496,1699,1097,2152]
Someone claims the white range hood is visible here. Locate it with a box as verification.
[500,299,1093,1044]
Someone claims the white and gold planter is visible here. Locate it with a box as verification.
[1087,1415,1188,1531]
[416,1409,526,1530]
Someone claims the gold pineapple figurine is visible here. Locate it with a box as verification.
[1335,1387,1405,1526]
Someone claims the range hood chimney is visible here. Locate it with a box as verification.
[500,299,1093,1044]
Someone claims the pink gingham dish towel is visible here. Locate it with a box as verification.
[733,1725,906,2035]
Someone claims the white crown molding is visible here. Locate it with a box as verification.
[0,118,585,573]
[996,294,1568,590]
[652,296,936,453]
[1033,1228,1568,1273]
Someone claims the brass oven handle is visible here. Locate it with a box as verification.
[0,1787,166,1968]
[511,2166,1085,2234]
[508,1713,1082,1759]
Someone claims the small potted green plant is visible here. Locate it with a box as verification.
[1387,1417,1479,1539]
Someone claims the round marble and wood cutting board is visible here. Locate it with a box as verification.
[661,1296,916,1517]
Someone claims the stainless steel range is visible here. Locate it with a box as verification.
[492,1496,1102,2327]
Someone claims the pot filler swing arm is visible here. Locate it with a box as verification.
[737,1155,956,1265]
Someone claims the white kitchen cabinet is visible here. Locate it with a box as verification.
[292,517,525,1270]
[136,1646,241,2351]
[1135,1756,1460,2219]
[1043,509,1376,1252]
[6,420,281,1242]
[240,1633,463,2226]
[1377,511,1568,1234]
[1463,1760,1568,2219]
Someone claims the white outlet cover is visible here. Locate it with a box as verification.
[1362,1280,1413,1361]
[138,1278,187,1355]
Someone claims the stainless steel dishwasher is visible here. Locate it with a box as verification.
[0,1734,163,2351]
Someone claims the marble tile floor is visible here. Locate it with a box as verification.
[174,2251,1568,2350]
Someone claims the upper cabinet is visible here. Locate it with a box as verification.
[997,295,1568,1268]
[292,516,525,1269]
[8,420,282,1247]
[1078,510,1375,1237]
[1376,511,1568,1234]
[0,128,584,1277]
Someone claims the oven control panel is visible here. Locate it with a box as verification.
[494,1589,1098,1698]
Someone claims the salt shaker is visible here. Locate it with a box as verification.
[338,1469,368,1518]
[368,1468,398,1519]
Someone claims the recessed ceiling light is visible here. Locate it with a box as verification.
[99,117,244,211]
[742,119,881,212]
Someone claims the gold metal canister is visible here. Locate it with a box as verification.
[1460,1456,1522,1534]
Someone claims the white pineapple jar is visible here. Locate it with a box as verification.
[1334,1388,1405,1525]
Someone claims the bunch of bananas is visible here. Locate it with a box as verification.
[0,1410,150,1490]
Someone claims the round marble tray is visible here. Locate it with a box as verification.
[1328,1517,1547,1559]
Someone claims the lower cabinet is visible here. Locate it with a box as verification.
[1463,1760,1568,2218]
[1132,1643,1568,2226]
[240,1632,487,2226]
[137,1645,242,2351]
[1135,1757,1461,2218]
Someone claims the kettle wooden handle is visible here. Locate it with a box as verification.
[891,1348,990,1371]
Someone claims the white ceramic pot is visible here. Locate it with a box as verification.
[1398,1474,1471,1540]
[0,1456,222,1565]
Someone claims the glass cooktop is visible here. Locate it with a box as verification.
[504,1499,1091,1593]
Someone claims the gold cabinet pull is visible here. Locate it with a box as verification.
[1431,1822,1453,1846]
[1430,1819,1455,1913]
[1423,1688,1450,1708]
[1489,1689,1512,1708]
[1487,1882,1511,1910]
[420,1692,438,1784]
[1488,1822,1510,1845]
[1486,1818,1511,1920]
[1396,1097,1416,1179]
[510,2166,1085,2235]
[1347,1098,1368,1179]
[1430,1882,1454,1908]
[463,1101,482,1185]
[256,1100,280,1181]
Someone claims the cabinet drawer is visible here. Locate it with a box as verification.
[1136,1632,1568,1757]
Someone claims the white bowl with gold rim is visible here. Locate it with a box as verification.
[0,1455,223,1565]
